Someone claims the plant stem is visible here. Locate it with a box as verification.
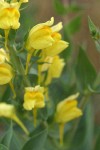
[4,29,10,52]
[59,123,65,146]
[33,108,37,127]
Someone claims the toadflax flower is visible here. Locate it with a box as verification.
[0,0,20,30]
[42,22,69,57]
[25,17,69,74]
[38,55,65,85]
[0,48,13,85]
[0,48,16,98]
[55,93,82,145]
[0,102,29,135]
[25,17,55,74]
[0,63,13,85]
[23,85,45,126]
[26,17,55,51]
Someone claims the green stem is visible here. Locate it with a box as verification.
[59,123,65,146]
[4,29,10,52]
[9,81,16,99]
[33,108,37,127]
[13,115,29,135]
[25,50,34,75]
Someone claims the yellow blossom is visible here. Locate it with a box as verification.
[39,56,65,85]
[23,85,45,126]
[0,102,29,135]
[0,63,13,85]
[26,17,55,50]
[42,23,69,57]
[55,93,82,123]
[55,93,82,145]
[23,85,45,110]
[0,1,20,29]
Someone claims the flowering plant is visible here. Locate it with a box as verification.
[0,1,99,150]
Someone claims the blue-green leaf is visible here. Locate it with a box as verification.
[0,144,8,150]
[1,122,13,148]
[76,47,97,90]
[53,0,82,15]
[88,17,100,52]
[22,125,48,150]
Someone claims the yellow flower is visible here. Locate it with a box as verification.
[0,1,20,29]
[0,48,9,63]
[55,93,82,145]
[0,63,13,85]
[39,56,65,85]
[0,48,16,98]
[42,22,69,57]
[26,17,55,50]
[23,85,45,127]
[0,102,29,135]
[23,85,45,110]
[55,93,82,123]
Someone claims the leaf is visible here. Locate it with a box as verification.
[76,47,97,90]
[88,17,100,53]
[1,122,13,148]
[65,15,82,35]
[83,102,94,150]
[53,0,82,15]
[0,144,8,150]
[53,0,67,15]
[70,102,94,150]
[95,131,100,150]
[88,17,97,34]
[10,131,26,150]
[22,126,48,150]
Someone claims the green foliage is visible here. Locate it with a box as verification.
[88,17,100,52]
[53,0,82,15]
[0,144,8,150]
[22,125,48,150]
[1,122,13,148]
[65,15,82,35]
[76,47,97,90]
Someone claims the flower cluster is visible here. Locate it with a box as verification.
[0,0,82,144]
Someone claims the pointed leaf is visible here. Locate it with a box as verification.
[76,47,97,90]
[0,144,8,150]
[22,126,48,150]
[1,122,13,148]
[88,17,100,53]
